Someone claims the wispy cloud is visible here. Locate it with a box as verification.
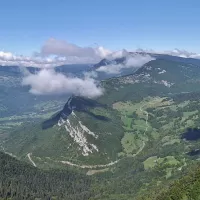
[0,39,112,68]
[0,51,69,68]
[0,51,105,68]
[137,48,200,59]
[22,69,103,98]
[1,39,200,69]
[96,54,155,74]
[166,49,200,59]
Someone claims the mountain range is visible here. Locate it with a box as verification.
[1,52,200,199]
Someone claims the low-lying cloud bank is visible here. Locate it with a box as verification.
[137,48,200,59]
[0,38,112,68]
[0,51,68,68]
[96,54,155,74]
[0,51,105,68]
[1,38,200,68]
[22,69,103,98]
[166,49,200,59]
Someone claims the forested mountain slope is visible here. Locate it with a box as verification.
[1,150,200,200]
[0,151,92,200]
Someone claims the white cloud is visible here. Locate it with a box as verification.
[0,51,66,68]
[0,52,101,68]
[96,54,155,74]
[107,49,129,59]
[189,54,200,59]
[126,54,155,67]
[95,46,112,58]
[0,51,13,60]
[0,39,113,67]
[41,38,97,57]
[22,69,103,98]
[96,64,124,74]
[83,71,98,79]
[137,48,200,59]
[164,49,193,58]
[163,49,200,59]
[40,38,112,62]
[1,38,200,69]
[0,52,100,68]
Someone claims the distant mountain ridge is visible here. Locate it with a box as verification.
[93,52,200,70]
[93,57,127,70]
[0,64,90,76]
[1,52,200,77]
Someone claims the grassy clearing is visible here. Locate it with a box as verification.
[163,156,180,165]
[163,139,180,146]
[113,97,170,130]
[113,100,145,118]
[121,132,143,155]
[86,168,109,175]
[185,120,195,127]
[114,96,175,157]
[165,101,190,112]
[113,97,173,115]
[90,107,114,119]
[133,119,146,129]
[144,156,180,170]
[178,100,190,108]
[166,168,173,179]
[162,136,180,146]
[121,117,132,130]
[183,110,198,118]
[143,156,158,170]
[161,121,175,130]
[150,130,160,139]
[113,96,174,122]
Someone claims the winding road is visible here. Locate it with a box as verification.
[60,159,119,169]
[27,153,37,167]
[0,143,17,158]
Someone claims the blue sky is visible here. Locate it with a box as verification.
[0,0,200,55]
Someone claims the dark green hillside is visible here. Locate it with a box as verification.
[0,151,92,200]
[99,59,200,104]
[3,95,124,166]
[1,148,200,200]
[136,163,200,200]
[156,167,200,200]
